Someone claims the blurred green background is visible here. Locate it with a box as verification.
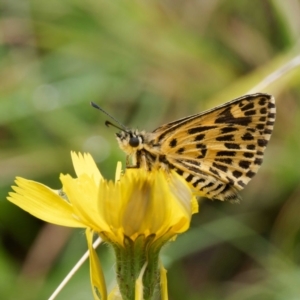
[1,0,300,299]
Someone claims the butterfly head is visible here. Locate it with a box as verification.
[116,130,144,154]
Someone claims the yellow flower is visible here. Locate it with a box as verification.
[7,152,198,300]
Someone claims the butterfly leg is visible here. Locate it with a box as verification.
[125,152,152,171]
[125,155,140,168]
[126,155,130,166]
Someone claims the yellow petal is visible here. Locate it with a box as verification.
[169,172,196,215]
[110,169,194,242]
[108,286,122,300]
[135,262,147,300]
[71,152,103,184]
[7,177,84,227]
[121,171,154,238]
[191,196,199,214]
[115,162,122,183]
[97,179,126,245]
[61,174,110,232]
[160,172,195,234]
[135,171,190,237]
[86,229,107,300]
[159,260,168,300]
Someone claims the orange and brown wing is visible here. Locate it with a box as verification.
[152,93,276,201]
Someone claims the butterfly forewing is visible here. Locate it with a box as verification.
[152,93,275,202]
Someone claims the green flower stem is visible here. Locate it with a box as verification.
[111,234,162,300]
[144,232,174,300]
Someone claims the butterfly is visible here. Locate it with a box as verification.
[91,93,276,202]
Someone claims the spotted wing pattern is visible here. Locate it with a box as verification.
[150,93,276,202]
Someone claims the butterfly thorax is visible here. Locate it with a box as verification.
[115,130,162,170]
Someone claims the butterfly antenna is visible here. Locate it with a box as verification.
[90,102,128,132]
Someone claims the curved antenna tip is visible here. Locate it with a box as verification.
[90,101,99,109]
[90,102,128,132]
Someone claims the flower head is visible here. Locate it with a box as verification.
[7,152,198,300]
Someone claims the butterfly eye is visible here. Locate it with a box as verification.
[129,137,140,147]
